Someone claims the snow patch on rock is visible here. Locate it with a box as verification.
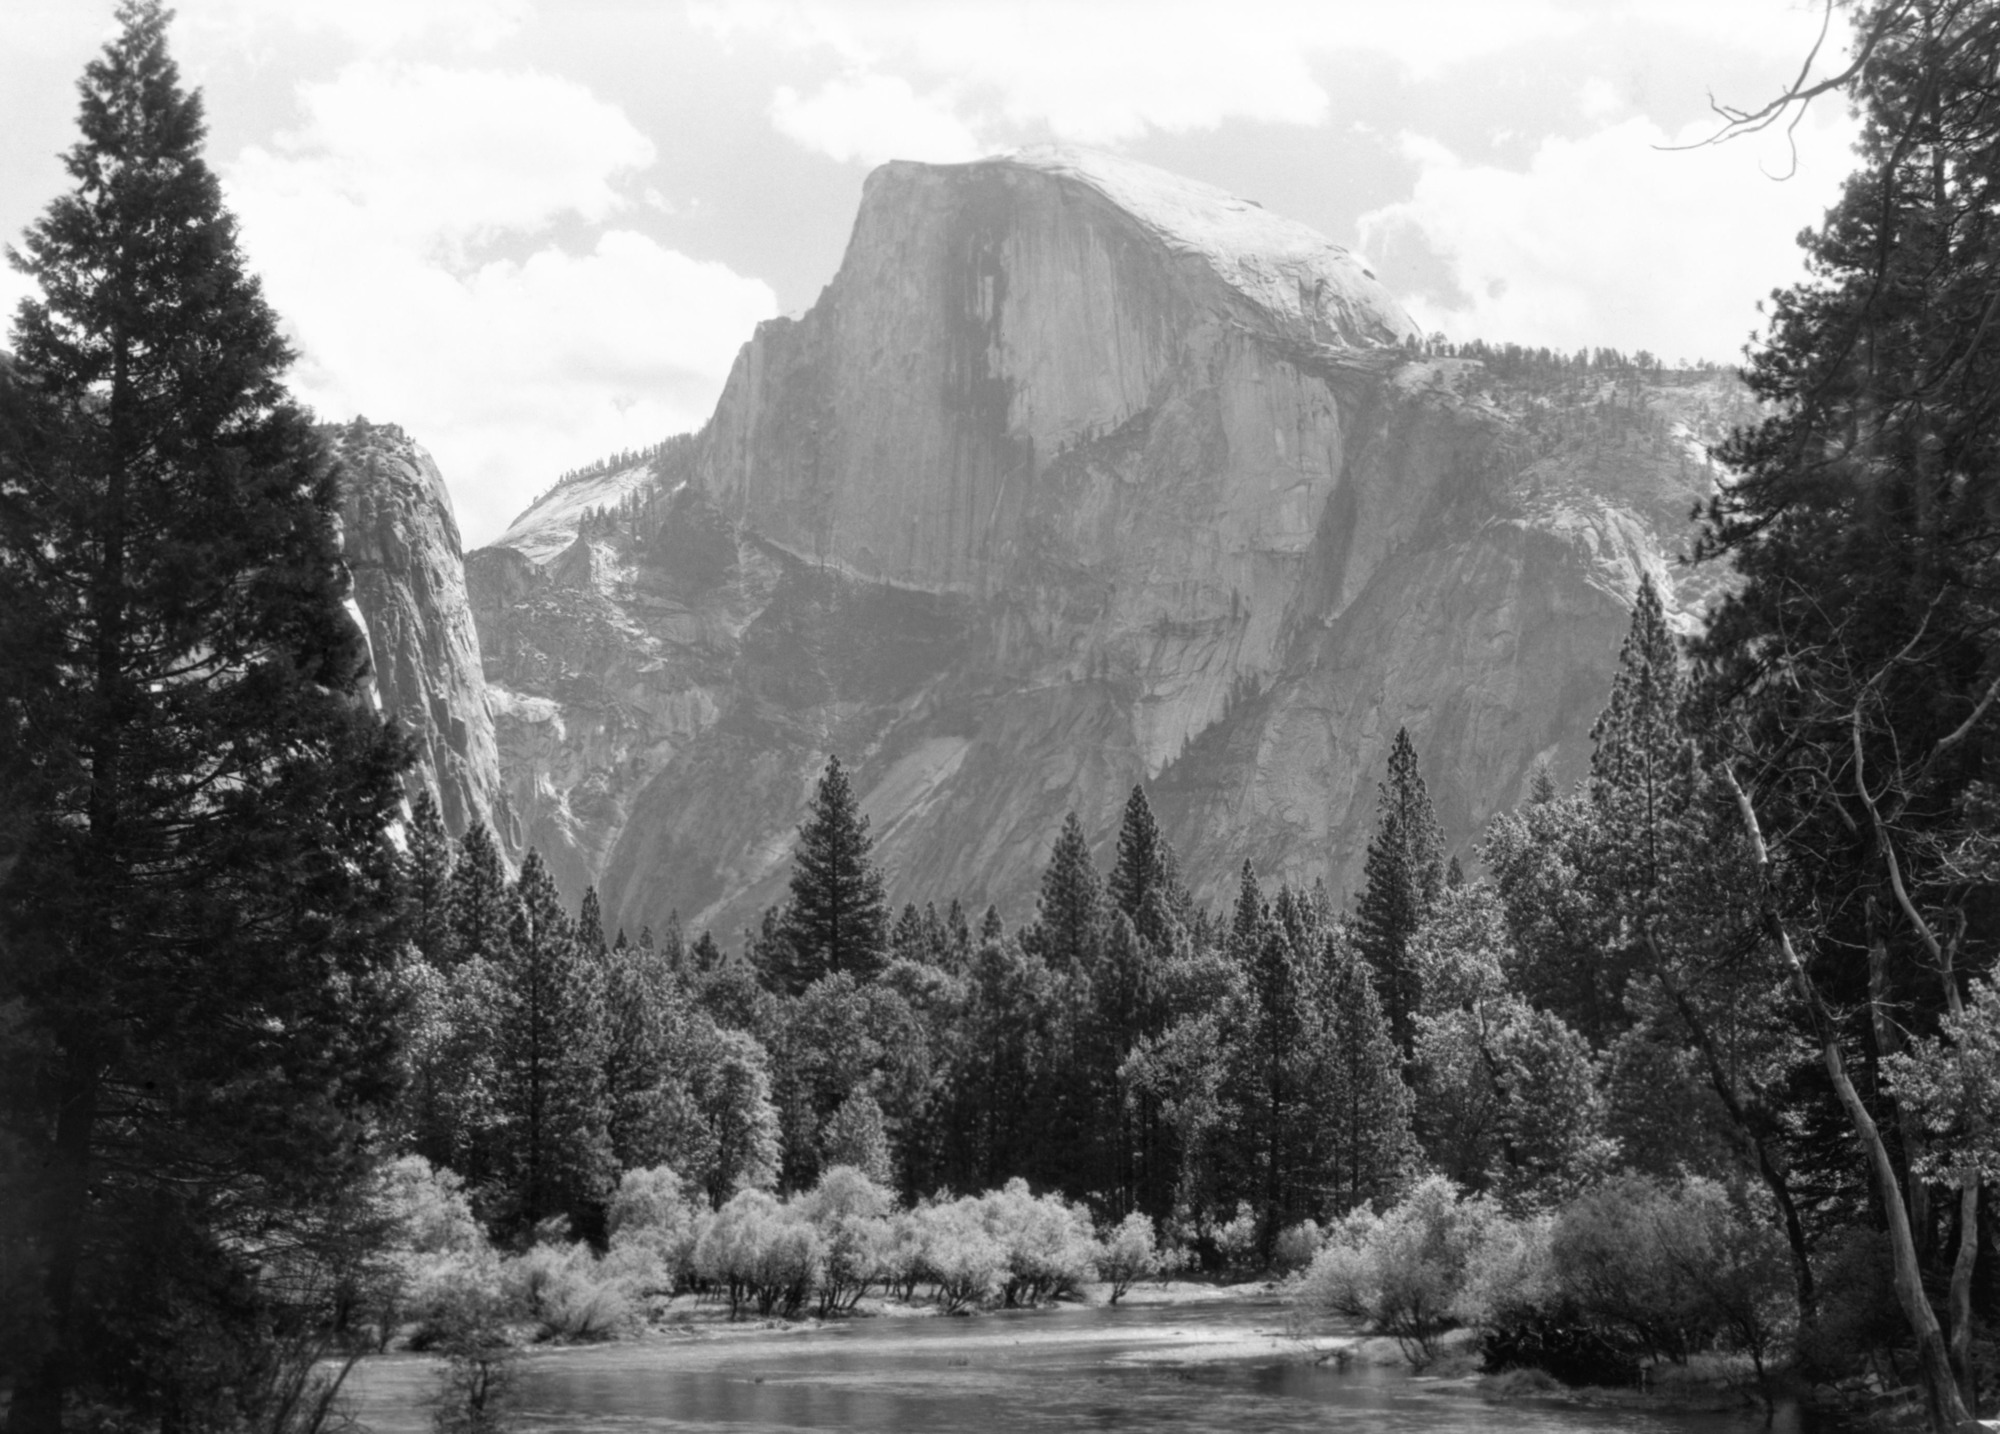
[999,145,1420,349]
[494,461,658,566]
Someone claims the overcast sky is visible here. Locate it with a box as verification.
[1,0,1861,547]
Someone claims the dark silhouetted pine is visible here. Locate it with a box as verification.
[1320,938,1416,1211]
[778,756,887,993]
[447,820,511,967]
[1033,811,1106,978]
[577,883,609,963]
[492,850,613,1231]
[0,4,408,1422]
[1108,786,1167,926]
[405,790,453,967]
[1353,727,1445,1053]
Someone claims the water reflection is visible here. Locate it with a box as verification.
[344,1295,1841,1434]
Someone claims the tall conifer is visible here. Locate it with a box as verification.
[1034,811,1105,978]
[1353,727,1445,1052]
[0,4,407,1421]
[447,820,511,968]
[1320,939,1416,1210]
[778,756,887,993]
[493,851,612,1230]
[404,790,453,967]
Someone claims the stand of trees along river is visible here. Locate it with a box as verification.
[5,1,2000,1431]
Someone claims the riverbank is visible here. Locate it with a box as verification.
[344,1286,1823,1434]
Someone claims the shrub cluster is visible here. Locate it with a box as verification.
[1291,1173,1792,1383]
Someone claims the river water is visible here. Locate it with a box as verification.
[343,1292,1842,1434]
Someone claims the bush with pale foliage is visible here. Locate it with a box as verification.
[1293,1175,1505,1368]
[978,1179,1099,1307]
[1096,1212,1161,1304]
[604,1164,704,1297]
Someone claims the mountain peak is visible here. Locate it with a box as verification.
[873,144,1418,351]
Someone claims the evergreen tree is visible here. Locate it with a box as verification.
[1694,11,2000,1421]
[447,820,511,968]
[1032,811,1105,978]
[492,850,613,1231]
[1353,727,1445,1052]
[1589,576,1691,906]
[944,898,973,967]
[601,928,689,1172]
[1319,939,1416,1211]
[1226,861,1265,970]
[1107,785,1191,944]
[404,790,453,967]
[576,883,609,964]
[777,756,887,993]
[890,902,928,966]
[1229,887,1318,1255]
[0,5,408,1421]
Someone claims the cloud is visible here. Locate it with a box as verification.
[227,62,776,545]
[1356,110,1858,363]
[696,0,1344,156]
[772,73,984,166]
[237,63,652,247]
[183,0,530,55]
[693,0,1845,163]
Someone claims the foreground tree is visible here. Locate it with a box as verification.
[1698,3,2000,1425]
[0,4,409,1425]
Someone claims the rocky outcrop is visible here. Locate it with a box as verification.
[464,147,1751,940]
[335,419,504,839]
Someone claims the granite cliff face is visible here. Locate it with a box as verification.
[459,147,1749,940]
[335,420,504,838]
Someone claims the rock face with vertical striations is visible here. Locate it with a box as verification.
[335,419,504,840]
[455,146,1749,940]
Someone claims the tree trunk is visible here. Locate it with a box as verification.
[1950,1179,1979,1413]
[1725,768,1977,1433]
[7,1069,97,1434]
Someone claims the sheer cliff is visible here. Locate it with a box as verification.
[335,419,504,839]
[459,147,1747,938]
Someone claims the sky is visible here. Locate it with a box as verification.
[0,0,1862,548]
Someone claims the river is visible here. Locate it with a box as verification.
[342,1291,1844,1433]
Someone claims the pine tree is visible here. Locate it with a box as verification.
[1108,785,1181,938]
[1693,13,2000,1420]
[1226,861,1264,969]
[492,850,613,1231]
[777,756,887,993]
[890,902,928,965]
[447,820,511,968]
[577,884,609,962]
[1319,939,1416,1211]
[0,5,408,1421]
[1033,811,1105,978]
[1353,727,1445,1053]
[601,927,689,1172]
[1229,887,1318,1254]
[405,790,454,967]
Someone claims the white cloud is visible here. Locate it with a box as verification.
[183,0,530,55]
[1357,109,1858,363]
[693,0,1844,161]
[238,63,652,248]
[227,62,776,545]
[772,73,984,166]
